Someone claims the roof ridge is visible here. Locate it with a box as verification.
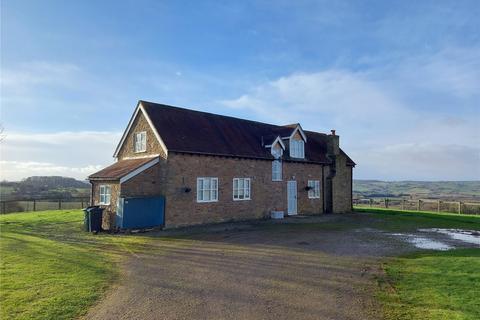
[140,100,294,131]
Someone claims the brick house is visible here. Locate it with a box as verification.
[88,100,355,229]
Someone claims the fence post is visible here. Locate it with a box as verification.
[58,199,62,210]
[417,199,421,211]
[370,199,373,207]
[437,200,440,212]
[33,199,36,212]
[1,201,5,214]
[458,202,462,214]
[402,199,405,210]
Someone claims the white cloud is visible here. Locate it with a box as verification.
[222,70,411,129]
[221,49,480,180]
[0,131,121,181]
[1,61,82,93]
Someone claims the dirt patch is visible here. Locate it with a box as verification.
[86,213,462,320]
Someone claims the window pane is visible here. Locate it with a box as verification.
[238,179,244,197]
[197,179,203,201]
[211,189,217,201]
[233,179,238,198]
[245,179,250,198]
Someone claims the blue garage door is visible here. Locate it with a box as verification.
[116,196,165,229]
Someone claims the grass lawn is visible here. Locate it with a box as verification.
[355,207,480,231]
[0,210,151,320]
[361,208,480,320]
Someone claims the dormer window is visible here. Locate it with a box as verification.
[269,136,285,159]
[134,131,147,153]
[290,140,305,158]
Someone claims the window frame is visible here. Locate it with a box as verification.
[99,185,112,205]
[290,139,305,158]
[272,160,282,181]
[134,131,147,153]
[233,178,251,201]
[196,177,219,203]
[307,180,320,199]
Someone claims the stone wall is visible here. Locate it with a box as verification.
[117,110,167,160]
[91,181,120,230]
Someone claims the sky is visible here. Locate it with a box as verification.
[1,0,479,181]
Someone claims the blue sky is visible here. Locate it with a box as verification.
[1,0,479,181]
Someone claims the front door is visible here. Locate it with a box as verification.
[287,180,297,215]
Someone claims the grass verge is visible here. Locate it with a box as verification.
[0,210,151,320]
[378,249,480,320]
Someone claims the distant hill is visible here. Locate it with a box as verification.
[353,180,480,201]
[0,176,89,200]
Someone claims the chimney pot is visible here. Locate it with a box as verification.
[331,129,336,136]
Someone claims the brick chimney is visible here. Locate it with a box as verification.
[327,129,339,156]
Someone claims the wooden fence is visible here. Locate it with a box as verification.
[353,198,480,215]
[0,197,91,214]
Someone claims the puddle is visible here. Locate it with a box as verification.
[418,228,480,246]
[389,233,453,250]
[406,236,453,250]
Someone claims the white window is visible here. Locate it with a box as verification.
[197,177,218,203]
[134,131,147,153]
[233,178,251,200]
[308,180,320,199]
[99,185,111,205]
[271,145,283,159]
[272,160,282,181]
[290,140,305,158]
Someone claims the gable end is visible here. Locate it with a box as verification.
[114,102,168,160]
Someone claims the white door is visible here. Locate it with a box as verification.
[287,181,297,215]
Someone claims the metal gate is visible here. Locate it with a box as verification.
[116,196,165,229]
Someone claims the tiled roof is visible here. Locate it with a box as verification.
[89,157,156,180]
[141,101,355,166]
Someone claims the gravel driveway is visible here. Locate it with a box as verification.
[85,213,473,320]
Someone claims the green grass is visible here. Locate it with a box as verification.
[0,210,151,320]
[378,249,480,320]
[2,208,479,320]
[359,208,480,320]
[355,207,480,231]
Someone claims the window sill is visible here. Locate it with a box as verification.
[134,150,147,154]
[272,179,283,182]
[196,200,218,203]
[308,197,320,199]
[233,198,251,201]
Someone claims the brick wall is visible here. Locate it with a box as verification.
[94,152,353,230]
[332,154,353,213]
[117,110,167,160]
[120,153,329,228]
